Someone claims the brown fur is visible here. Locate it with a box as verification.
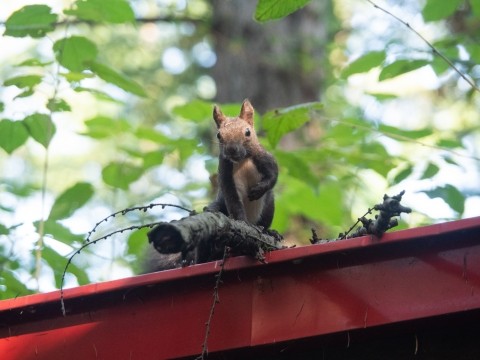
[206,99,278,228]
[142,100,278,273]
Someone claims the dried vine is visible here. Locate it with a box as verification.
[342,190,411,239]
[60,203,193,316]
[85,202,195,243]
[196,246,229,360]
[311,191,412,244]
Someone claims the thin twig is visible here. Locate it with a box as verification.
[366,0,480,93]
[34,18,72,289]
[339,208,374,240]
[197,246,229,360]
[34,151,49,288]
[324,116,480,162]
[341,191,411,240]
[60,221,163,315]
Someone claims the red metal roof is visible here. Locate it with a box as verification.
[1,216,479,359]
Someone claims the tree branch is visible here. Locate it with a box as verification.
[147,211,283,263]
[340,190,412,239]
[367,0,480,93]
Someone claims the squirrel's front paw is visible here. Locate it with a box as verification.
[204,202,220,213]
[248,186,265,201]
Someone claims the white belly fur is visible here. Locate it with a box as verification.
[233,158,264,224]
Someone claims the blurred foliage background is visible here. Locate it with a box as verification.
[0,0,479,298]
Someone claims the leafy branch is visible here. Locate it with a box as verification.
[324,117,480,163]
[366,0,480,93]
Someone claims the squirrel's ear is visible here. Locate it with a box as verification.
[213,105,225,128]
[239,99,254,125]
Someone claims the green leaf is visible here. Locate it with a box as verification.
[0,223,9,235]
[14,89,33,99]
[48,182,94,221]
[3,74,42,99]
[391,165,413,185]
[61,72,95,82]
[0,102,4,112]
[127,228,149,256]
[172,100,213,121]
[82,116,131,139]
[53,36,98,72]
[42,245,90,287]
[437,137,463,148]
[47,98,71,112]
[135,127,170,143]
[472,0,480,18]
[422,0,462,22]
[263,102,323,148]
[0,270,32,299]
[169,138,201,165]
[274,151,318,190]
[420,163,439,180]
[73,87,122,103]
[465,44,480,64]
[14,89,35,99]
[378,124,433,140]
[424,184,465,214]
[429,42,459,75]
[359,141,393,177]
[442,155,458,166]
[255,0,311,22]
[4,5,58,38]
[273,177,344,232]
[430,56,452,75]
[143,150,165,169]
[4,75,42,89]
[16,58,53,67]
[65,0,135,24]
[367,93,398,101]
[36,220,85,244]
[88,61,147,97]
[326,121,368,146]
[379,59,430,81]
[175,100,246,126]
[315,181,345,226]
[0,119,29,154]
[23,113,56,148]
[341,51,386,78]
[3,180,38,197]
[102,162,144,190]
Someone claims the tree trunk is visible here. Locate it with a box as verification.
[211,0,333,113]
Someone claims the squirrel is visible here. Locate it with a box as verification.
[142,99,278,273]
[205,99,278,229]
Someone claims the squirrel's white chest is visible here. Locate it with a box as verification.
[233,159,264,223]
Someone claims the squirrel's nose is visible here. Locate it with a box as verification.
[223,143,246,162]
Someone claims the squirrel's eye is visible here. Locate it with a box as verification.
[245,128,251,137]
[216,132,222,140]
